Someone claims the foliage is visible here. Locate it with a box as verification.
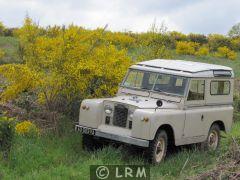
[0,116,15,152]
[0,22,15,36]
[0,16,240,119]
[234,93,240,120]
[230,37,240,51]
[105,31,135,48]
[0,64,39,102]
[0,48,5,59]
[214,46,237,60]
[187,33,208,44]
[228,22,240,38]
[0,22,5,36]
[169,31,188,42]
[0,18,131,115]
[15,120,39,137]
[208,34,231,51]
[195,46,209,56]
[176,41,199,55]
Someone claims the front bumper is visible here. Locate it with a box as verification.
[75,124,149,147]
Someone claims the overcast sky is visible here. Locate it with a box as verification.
[0,0,239,34]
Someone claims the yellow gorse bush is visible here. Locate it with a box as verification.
[15,120,39,136]
[214,46,237,60]
[195,46,209,56]
[176,41,199,55]
[0,17,131,112]
[230,38,240,51]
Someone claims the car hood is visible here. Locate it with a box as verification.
[104,95,180,109]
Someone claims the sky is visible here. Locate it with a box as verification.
[0,0,240,34]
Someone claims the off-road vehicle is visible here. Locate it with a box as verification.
[75,59,234,164]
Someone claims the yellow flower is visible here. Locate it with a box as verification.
[15,120,39,136]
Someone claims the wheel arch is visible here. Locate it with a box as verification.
[211,120,226,132]
[155,124,175,146]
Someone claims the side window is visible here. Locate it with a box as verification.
[210,81,230,95]
[187,80,205,101]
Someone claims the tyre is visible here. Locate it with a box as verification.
[200,124,220,151]
[148,130,168,164]
[82,134,104,151]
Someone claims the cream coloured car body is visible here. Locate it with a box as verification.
[76,59,234,147]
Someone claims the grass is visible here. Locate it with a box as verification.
[0,36,21,64]
[0,120,240,180]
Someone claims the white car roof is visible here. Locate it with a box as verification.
[137,59,232,72]
[131,59,234,78]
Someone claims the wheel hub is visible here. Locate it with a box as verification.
[155,138,165,162]
[208,130,218,150]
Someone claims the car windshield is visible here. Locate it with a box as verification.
[122,69,188,96]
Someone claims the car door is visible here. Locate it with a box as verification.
[184,79,206,140]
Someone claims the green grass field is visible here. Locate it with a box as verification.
[0,120,240,179]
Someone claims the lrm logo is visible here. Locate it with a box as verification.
[90,165,150,180]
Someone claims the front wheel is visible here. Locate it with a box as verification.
[200,124,220,151]
[82,134,104,151]
[148,130,168,164]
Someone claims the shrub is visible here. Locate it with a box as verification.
[187,33,208,44]
[0,116,15,152]
[0,48,5,59]
[176,41,199,55]
[0,17,131,117]
[208,34,231,51]
[0,22,5,36]
[15,120,39,137]
[195,46,209,56]
[169,31,188,41]
[214,46,237,60]
[230,38,240,51]
[105,32,135,49]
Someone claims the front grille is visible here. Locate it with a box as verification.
[113,104,128,127]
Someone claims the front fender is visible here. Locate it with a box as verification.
[131,109,185,144]
[131,109,155,140]
[79,99,105,128]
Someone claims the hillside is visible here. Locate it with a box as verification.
[0,36,239,77]
[0,26,240,180]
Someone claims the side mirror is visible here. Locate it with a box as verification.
[156,99,163,107]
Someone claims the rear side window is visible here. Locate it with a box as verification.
[210,81,230,95]
[187,80,205,101]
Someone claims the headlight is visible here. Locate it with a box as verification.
[104,105,113,114]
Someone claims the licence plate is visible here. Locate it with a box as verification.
[77,126,96,135]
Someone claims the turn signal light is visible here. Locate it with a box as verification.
[82,105,89,110]
[142,117,149,122]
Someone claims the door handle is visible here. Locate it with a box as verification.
[201,114,204,121]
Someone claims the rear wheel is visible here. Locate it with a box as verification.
[200,124,220,151]
[148,130,168,164]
